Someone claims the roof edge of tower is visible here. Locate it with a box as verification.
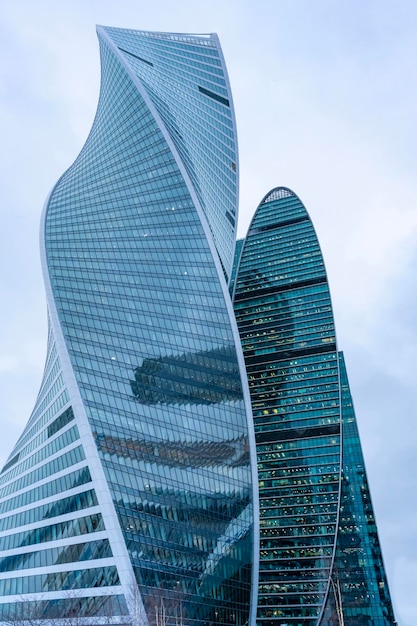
[96,25,217,45]
[260,186,296,205]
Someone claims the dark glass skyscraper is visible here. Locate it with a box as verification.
[232,187,395,625]
[0,27,257,626]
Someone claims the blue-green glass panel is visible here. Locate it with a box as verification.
[42,28,253,626]
[233,188,341,625]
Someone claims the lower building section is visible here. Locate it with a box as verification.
[232,187,396,625]
[0,595,129,623]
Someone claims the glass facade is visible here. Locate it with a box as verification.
[320,352,396,625]
[232,188,396,625]
[0,26,395,625]
[97,27,239,281]
[0,27,255,626]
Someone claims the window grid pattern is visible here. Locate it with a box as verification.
[0,423,79,487]
[0,595,128,622]
[14,318,61,446]
[0,489,98,533]
[0,538,112,573]
[0,513,104,552]
[233,188,341,625]
[35,27,253,626]
[101,26,238,279]
[0,466,91,515]
[320,353,395,625]
[10,390,70,459]
[35,357,61,408]
[0,282,101,612]
[0,445,84,501]
[0,565,119,597]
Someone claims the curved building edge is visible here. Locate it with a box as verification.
[233,185,396,625]
[233,186,343,625]
[0,25,257,626]
[96,27,259,623]
[40,190,145,621]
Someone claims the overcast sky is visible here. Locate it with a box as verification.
[0,1,416,623]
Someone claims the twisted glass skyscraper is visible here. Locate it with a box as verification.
[0,24,396,626]
[0,27,257,626]
[232,187,395,625]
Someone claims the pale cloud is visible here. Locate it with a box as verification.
[0,356,19,373]
[392,557,417,625]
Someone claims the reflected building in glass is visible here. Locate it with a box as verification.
[0,27,258,626]
[232,187,396,625]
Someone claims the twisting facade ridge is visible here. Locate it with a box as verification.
[0,27,257,626]
[232,188,395,625]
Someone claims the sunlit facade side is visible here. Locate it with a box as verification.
[0,27,257,626]
[232,187,396,625]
